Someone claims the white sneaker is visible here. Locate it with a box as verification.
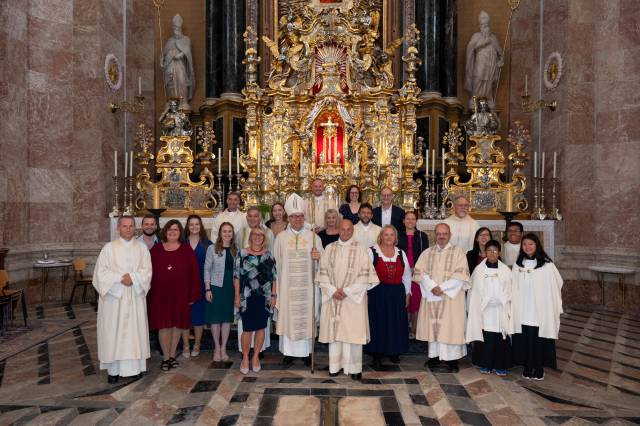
[191,347,200,357]
[181,350,191,359]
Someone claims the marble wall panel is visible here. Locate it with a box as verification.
[27,14,72,51]
[73,0,98,25]
[27,168,73,204]
[567,113,595,145]
[618,8,640,49]
[29,0,73,24]
[28,202,73,244]
[0,170,7,203]
[27,90,73,169]
[3,202,29,246]
[4,39,27,87]
[622,47,640,80]
[2,2,28,40]
[5,165,28,204]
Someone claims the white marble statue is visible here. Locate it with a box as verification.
[464,11,503,109]
[161,14,195,111]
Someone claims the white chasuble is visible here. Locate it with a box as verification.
[444,214,480,253]
[304,195,337,230]
[413,243,470,346]
[92,238,152,375]
[353,222,382,249]
[511,261,563,339]
[465,260,513,343]
[211,209,247,241]
[274,227,324,355]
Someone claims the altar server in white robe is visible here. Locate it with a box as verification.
[444,195,480,253]
[502,221,523,266]
[316,219,379,379]
[511,233,563,381]
[353,203,382,248]
[413,223,471,373]
[466,240,513,376]
[304,178,338,231]
[274,193,324,365]
[211,192,247,241]
[236,206,274,354]
[93,216,152,383]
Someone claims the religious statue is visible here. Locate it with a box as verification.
[464,11,503,109]
[161,14,195,111]
[464,97,500,136]
[159,99,193,137]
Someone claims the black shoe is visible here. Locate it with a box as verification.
[303,356,311,366]
[108,375,119,384]
[329,371,340,377]
[351,373,362,380]
[389,355,400,364]
[425,357,440,369]
[446,360,459,373]
[532,368,544,381]
[522,367,532,379]
[283,356,294,365]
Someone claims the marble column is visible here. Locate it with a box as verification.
[221,0,246,97]
[205,0,223,98]
[441,0,457,97]
[415,0,442,95]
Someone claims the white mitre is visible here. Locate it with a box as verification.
[284,193,306,216]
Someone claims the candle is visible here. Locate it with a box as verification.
[553,152,557,179]
[138,76,142,96]
[425,148,429,175]
[541,151,545,179]
[431,149,435,175]
[124,151,128,178]
[152,185,160,209]
[217,148,221,174]
[129,151,133,176]
[533,151,537,178]
[525,74,528,96]
[236,148,240,174]
[228,150,232,173]
[114,150,118,177]
[441,148,445,174]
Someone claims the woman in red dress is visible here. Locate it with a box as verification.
[148,219,201,371]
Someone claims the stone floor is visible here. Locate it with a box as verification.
[0,303,639,425]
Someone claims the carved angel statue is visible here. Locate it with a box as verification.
[262,36,291,89]
[371,37,403,88]
[159,98,192,137]
[463,97,500,136]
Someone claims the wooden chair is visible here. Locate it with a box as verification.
[0,270,28,334]
[68,258,96,305]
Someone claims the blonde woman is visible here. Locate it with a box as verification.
[317,209,341,248]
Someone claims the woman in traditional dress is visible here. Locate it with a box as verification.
[181,215,213,358]
[466,240,513,376]
[235,227,277,374]
[317,209,340,248]
[204,222,238,362]
[466,227,493,274]
[148,220,201,371]
[266,202,288,238]
[397,211,429,339]
[365,225,412,369]
[511,233,563,380]
[339,185,362,225]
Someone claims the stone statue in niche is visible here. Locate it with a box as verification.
[464,11,503,109]
[161,14,195,111]
[159,99,193,137]
[464,97,500,136]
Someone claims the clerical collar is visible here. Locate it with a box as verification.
[524,254,536,260]
[486,260,498,268]
[314,195,324,200]
[435,242,451,251]
[338,238,351,245]
[290,226,303,235]
[119,237,134,245]
[226,209,238,213]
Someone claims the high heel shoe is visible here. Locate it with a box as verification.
[240,361,250,375]
[252,361,261,373]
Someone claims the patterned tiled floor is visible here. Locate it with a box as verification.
[0,304,639,425]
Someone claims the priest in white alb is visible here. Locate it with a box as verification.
[353,203,381,248]
[316,219,379,380]
[274,193,324,365]
[413,223,471,373]
[92,216,152,383]
[444,195,480,253]
[304,178,337,231]
[211,191,247,240]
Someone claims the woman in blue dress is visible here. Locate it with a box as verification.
[181,214,213,358]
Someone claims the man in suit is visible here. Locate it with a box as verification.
[373,186,405,234]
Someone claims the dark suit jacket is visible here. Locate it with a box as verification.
[372,205,406,234]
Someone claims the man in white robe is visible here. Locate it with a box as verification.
[502,221,523,266]
[444,195,480,253]
[274,193,323,365]
[316,219,379,379]
[93,216,152,383]
[304,178,337,231]
[353,203,382,248]
[414,223,471,373]
[211,192,247,240]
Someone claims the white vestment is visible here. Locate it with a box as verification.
[511,260,563,339]
[274,226,324,357]
[211,209,247,241]
[466,260,513,343]
[502,241,520,267]
[304,195,337,230]
[353,222,382,249]
[444,214,480,253]
[92,238,152,377]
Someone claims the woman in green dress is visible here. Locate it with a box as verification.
[204,222,239,362]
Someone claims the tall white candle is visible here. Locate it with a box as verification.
[228,150,232,173]
[425,148,429,175]
[236,148,240,174]
[138,76,142,96]
[541,151,545,179]
[441,148,445,174]
[217,148,221,174]
[431,149,435,175]
[114,150,118,177]
[553,152,557,179]
[533,151,537,178]
[124,151,128,178]
[129,151,133,176]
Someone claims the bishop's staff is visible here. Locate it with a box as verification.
[310,222,318,374]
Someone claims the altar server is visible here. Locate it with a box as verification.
[413,223,471,373]
[316,219,379,379]
[502,222,523,266]
[304,178,337,231]
[93,216,152,383]
[353,203,382,248]
[211,192,247,241]
[466,240,513,376]
[274,193,324,365]
[511,233,563,381]
[444,195,480,253]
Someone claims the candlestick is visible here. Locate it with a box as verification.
[541,151,545,179]
[425,148,429,175]
[129,151,133,177]
[553,152,557,179]
[138,76,142,96]
[534,151,537,178]
[441,148,445,174]
[228,150,232,173]
[109,176,121,217]
[431,149,435,175]
[124,151,128,178]
[218,148,222,174]
[114,150,118,177]
[236,148,240,174]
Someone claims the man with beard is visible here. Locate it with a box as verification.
[137,214,159,250]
